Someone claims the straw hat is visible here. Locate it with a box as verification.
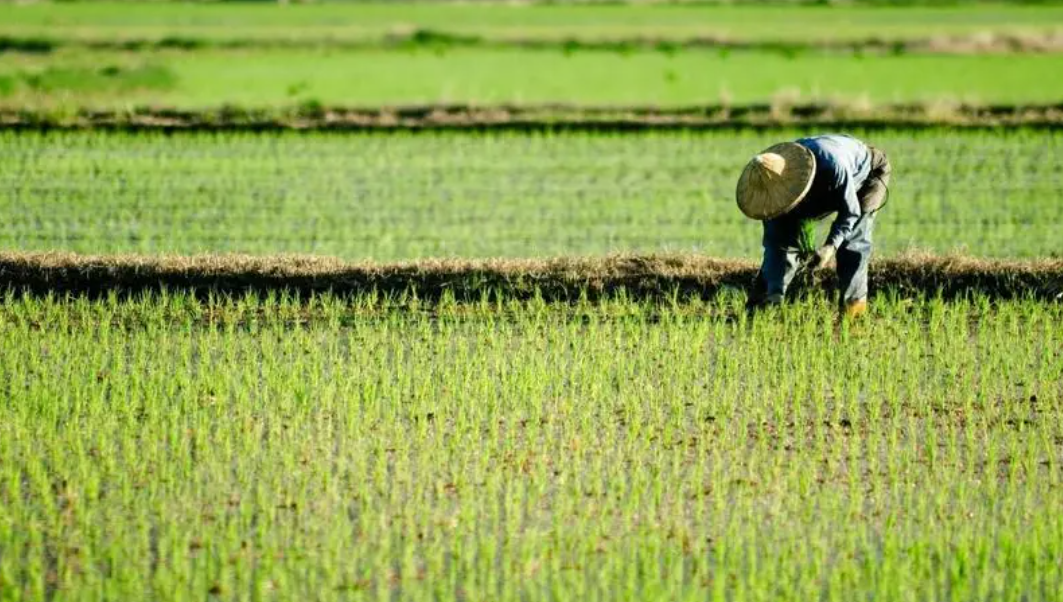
[735,142,816,220]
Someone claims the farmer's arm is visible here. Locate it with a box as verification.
[825,173,861,249]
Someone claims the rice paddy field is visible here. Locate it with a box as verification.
[2,2,1063,601]
[2,292,1062,601]
[3,129,1062,259]
[4,2,1063,111]
[7,49,1063,109]
[4,2,1062,45]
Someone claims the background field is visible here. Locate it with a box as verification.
[3,2,1063,111]
[4,3,1061,45]
[3,129,1060,259]
[6,50,1063,109]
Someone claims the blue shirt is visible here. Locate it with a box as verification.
[789,134,871,249]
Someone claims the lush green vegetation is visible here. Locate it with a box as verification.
[2,129,1060,260]
[3,2,1061,45]
[3,48,1062,108]
[4,2,1059,111]
[1,292,1061,600]
[3,2,1062,600]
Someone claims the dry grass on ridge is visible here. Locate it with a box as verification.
[3,29,1063,54]
[4,102,1063,131]
[1,251,1061,302]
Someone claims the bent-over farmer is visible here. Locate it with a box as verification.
[736,134,891,318]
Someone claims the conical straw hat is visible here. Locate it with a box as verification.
[735,142,816,220]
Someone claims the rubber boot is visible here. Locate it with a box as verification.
[842,299,868,319]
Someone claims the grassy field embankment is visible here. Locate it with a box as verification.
[3,251,1062,301]
[6,102,1063,131]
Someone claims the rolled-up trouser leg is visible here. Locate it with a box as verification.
[835,213,875,306]
[759,219,802,302]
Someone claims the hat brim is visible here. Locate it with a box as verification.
[736,142,816,220]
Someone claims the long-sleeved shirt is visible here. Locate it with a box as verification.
[787,134,872,249]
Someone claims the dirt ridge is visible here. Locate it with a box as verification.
[2,251,1060,302]
[4,102,1063,132]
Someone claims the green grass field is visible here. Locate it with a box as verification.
[4,2,1063,601]
[4,49,1062,109]
[3,129,1060,260]
[2,292,1062,600]
[3,2,1061,45]
[4,2,1060,112]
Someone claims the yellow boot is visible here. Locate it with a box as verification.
[843,299,868,319]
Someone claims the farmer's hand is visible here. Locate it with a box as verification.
[807,245,836,270]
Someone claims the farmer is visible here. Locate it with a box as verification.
[736,134,891,318]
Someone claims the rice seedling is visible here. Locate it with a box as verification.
[1,129,1060,260]
[1,291,1060,600]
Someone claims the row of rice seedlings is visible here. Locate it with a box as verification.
[1,293,1060,600]
[6,2,1060,46]
[2,129,1060,259]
